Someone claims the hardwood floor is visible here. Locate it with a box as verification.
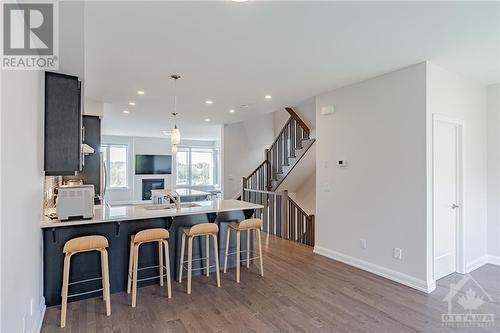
[42,235,500,333]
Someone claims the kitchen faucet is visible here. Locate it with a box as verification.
[165,191,181,209]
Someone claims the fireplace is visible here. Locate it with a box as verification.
[142,179,165,200]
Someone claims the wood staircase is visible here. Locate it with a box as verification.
[241,107,315,246]
[244,107,315,192]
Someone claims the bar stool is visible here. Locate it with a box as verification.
[224,218,264,283]
[60,235,110,328]
[127,228,172,307]
[178,223,221,294]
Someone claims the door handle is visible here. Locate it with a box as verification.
[451,204,460,209]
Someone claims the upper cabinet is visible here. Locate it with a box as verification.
[79,115,101,196]
[44,72,82,175]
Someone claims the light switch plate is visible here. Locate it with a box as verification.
[360,239,367,249]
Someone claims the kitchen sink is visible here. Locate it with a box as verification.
[142,203,202,210]
[180,203,203,208]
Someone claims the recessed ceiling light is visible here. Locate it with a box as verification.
[162,130,171,136]
[204,118,211,122]
[205,100,213,105]
[137,90,145,95]
[229,109,235,113]
[232,0,249,2]
[265,95,272,99]
[129,102,136,106]
[123,110,130,114]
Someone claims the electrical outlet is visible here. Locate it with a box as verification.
[360,238,367,249]
[393,248,402,260]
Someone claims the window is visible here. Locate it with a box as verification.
[102,144,128,188]
[176,147,219,187]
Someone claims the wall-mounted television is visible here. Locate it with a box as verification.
[135,154,172,175]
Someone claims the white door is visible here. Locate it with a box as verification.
[433,119,461,280]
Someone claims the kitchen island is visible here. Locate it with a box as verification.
[41,199,262,306]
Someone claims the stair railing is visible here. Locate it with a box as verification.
[244,107,311,191]
[287,196,315,246]
[241,187,315,247]
[240,107,315,246]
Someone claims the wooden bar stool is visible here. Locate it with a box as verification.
[224,218,264,283]
[60,235,110,328]
[178,223,220,294]
[127,228,172,307]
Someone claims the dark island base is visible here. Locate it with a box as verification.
[43,209,255,307]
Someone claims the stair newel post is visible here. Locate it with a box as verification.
[282,190,288,240]
[241,177,246,201]
[265,149,271,190]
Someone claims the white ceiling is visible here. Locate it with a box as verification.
[84,1,499,140]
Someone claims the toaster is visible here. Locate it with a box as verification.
[56,185,95,221]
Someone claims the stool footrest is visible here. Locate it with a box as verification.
[128,265,169,278]
[182,256,211,263]
[182,264,217,271]
[68,276,102,286]
[67,288,103,298]
[137,264,166,271]
[136,275,166,283]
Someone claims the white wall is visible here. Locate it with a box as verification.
[294,172,316,215]
[223,113,275,198]
[1,71,46,332]
[314,63,431,291]
[426,63,488,273]
[273,109,289,137]
[84,97,104,117]
[59,1,85,79]
[487,84,500,261]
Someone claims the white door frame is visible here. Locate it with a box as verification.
[432,114,466,280]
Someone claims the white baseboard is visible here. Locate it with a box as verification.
[488,255,500,266]
[466,255,489,273]
[313,246,435,293]
[33,297,46,333]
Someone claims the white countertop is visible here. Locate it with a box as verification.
[41,199,262,228]
[151,188,211,197]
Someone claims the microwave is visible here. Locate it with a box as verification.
[56,185,95,221]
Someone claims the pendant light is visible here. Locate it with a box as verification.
[171,112,180,145]
[170,75,181,151]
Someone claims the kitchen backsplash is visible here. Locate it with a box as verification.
[43,176,62,208]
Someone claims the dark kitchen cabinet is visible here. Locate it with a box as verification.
[44,72,82,175]
[80,115,101,196]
